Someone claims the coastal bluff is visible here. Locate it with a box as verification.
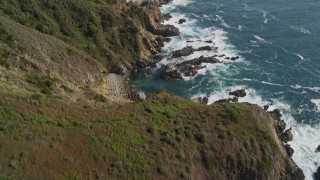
[0,0,305,179]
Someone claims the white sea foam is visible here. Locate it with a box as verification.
[290,25,312,35]
[264,18,268,24]
[253,35,267,42]
[193,85,320,180]
[281,47,305,61]
[160,0,193,13]
[159,11,242,76]
[311,99,320,112]
[159,2,319,178]
[216,15,230,28]
[238,25,244,31]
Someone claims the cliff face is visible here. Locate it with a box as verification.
[0,0,305,179]
[0,0,165,102]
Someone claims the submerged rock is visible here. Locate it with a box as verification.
[229,89,246,98]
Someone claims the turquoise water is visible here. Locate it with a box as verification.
[134,0,320,178]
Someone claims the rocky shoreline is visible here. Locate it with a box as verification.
[124,0,307,178]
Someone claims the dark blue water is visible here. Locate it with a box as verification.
[134,0,320,178]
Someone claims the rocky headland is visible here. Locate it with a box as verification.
[0,0,306,179]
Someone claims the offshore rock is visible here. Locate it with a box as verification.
[229,89,246,98]
[178,18,186,24]
[160,55,221,80]
[172,47,195,58]
[160,66,183,80]
[196,46,214,51]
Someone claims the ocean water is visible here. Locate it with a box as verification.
[134,0,320,178]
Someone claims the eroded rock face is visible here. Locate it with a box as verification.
[161,13,172,22]
[154,25,180,37]
[229,89,246,98]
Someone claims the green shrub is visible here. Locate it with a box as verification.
[195,132,207,144]
[157,166,168,176]
[41,87,52,95]
[94,94,107,103]
[31,93,42,100]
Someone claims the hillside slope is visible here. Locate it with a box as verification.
[0,0,304,179]
[0,90,303,179]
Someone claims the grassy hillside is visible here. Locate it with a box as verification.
[0,0,157,71]
[0,88,298,179]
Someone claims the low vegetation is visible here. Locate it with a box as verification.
[0,87,291,179]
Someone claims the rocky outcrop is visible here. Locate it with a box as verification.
[284,144,294,157]
[178,18,186,24]
[172,47,195,58]
[153,25,180,37]
[268,109,282,121]
[216,97,239,103]
[317,145,320,152]
[160,66,183,80]
[280,129,293,143]
[275,120,287,133]
[160,55,220,80]
[229,89,246,97]
[161,13,172,22]
[192,97,209,105]
[171,46,216,58]
[140,0,173,6]
[196,46,215,51]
